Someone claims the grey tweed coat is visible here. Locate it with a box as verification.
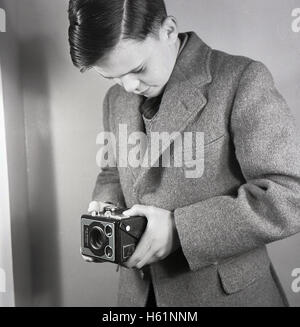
[92,31,300,307]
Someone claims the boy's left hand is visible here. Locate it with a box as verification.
[123,205,181,269]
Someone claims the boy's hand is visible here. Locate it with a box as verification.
[123,205,181,269]
[80,247,105,263]
[87,201,114,214]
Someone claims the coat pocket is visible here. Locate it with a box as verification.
[217,246,271,295]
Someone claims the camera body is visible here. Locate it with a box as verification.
[81,205,147,264]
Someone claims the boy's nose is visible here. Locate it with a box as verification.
[120,76,140,93]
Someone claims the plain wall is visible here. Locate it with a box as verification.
[18,0,118,306]
[0,0,31,306]
[3,0,300,306]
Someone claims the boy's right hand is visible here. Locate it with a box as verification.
[87,201,114,214]
[80,247,106,263]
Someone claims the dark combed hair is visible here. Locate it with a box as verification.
[68,0,168,72]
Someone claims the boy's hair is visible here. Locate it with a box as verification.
[68,0,168,72]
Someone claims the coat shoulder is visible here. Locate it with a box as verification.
[209,48,255,84]
[105,84,124,105]
[103,84,126,122]
[207,48,275,100]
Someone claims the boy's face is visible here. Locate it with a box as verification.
[93,20,179,98]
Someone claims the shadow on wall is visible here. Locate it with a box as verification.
[20,37,62,306]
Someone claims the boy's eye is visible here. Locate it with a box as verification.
[135,67,145,74]
[102,66,145,80]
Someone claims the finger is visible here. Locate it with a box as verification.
[123,204,150,217]
[135,247,157,269]
[99,202,114,211]
[82,254,107,263]
[80,247,105,263]
[125,243,150,268]
[87,201,112,213]
[125,231,151,268]
[80,246,94,262]
[82,255,94,262]
[87,201,100,213]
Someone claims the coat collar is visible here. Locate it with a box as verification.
[146,31,212,135]
[115,32,212,196]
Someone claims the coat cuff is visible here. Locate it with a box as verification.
[174,203,218,272]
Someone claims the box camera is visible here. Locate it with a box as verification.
[81,205,147,265]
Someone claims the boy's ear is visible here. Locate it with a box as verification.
[159,16,178,43]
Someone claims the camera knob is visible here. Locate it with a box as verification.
[104,211,112,218]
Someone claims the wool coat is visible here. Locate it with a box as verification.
[92,31,300,307]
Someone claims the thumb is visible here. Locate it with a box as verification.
[123,204,148,217]
[88,201,100,213]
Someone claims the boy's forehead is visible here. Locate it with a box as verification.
[109,37,156,60]
[100,36,159,62]
[94,37,157,77]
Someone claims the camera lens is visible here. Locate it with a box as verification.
[105,246,113,258]
[105,225,113,237]
[90,226,106,251]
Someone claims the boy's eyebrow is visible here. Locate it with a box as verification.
[97,63,144,79]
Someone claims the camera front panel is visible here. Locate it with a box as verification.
[81,218,116,262]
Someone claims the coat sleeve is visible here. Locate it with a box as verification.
[91,89,126,207]
[173,61,300,272]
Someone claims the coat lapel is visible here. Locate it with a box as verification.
[115,32,213,197]
[113,92,145,180]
